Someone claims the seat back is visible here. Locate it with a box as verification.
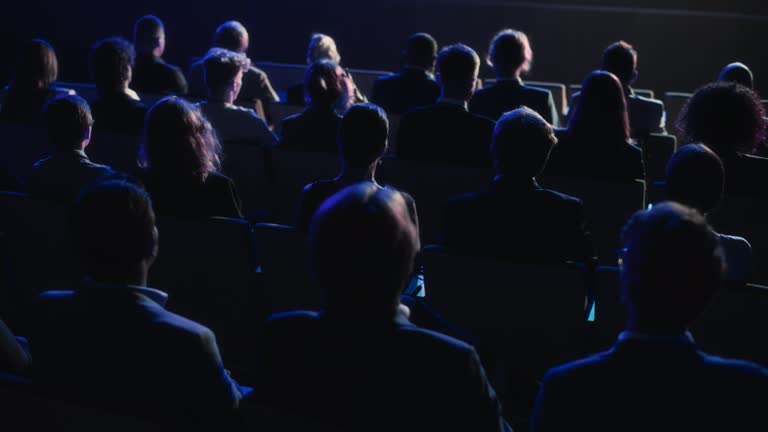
[637,133,677,184]
[270,103,306,134]
[269,148,339,224]
[254,62,393,99]
[0,124,49,182]
[526,80,568,118]
[708,195,768,284]
[220,142,271,217]
[663,91,693,131]
[85,131,143,176]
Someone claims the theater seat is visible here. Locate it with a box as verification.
[637,133,677,184]
[85,131,143,176]
[220,141,272,219]
[268,149,339,225]
[0,124,49,182]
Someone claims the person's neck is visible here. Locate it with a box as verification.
[438,91,469,106]
[626,314,688,336]
[496,73,521,81]
[339,162,377,183]
[208,92,235,105]
[138,49,159,59]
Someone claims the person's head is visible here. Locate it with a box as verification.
[338,103,389,169]
[309,183,420,318]
[304,59,343,107]
[436,43,480,101]
[140,96,221,179]
[568,70,630,144]
[492,107,558,178]
[89,37,135,92]
[71,180,158,285]
[404,33,438,72]
[43,94,93,152]
[620,202,724,334]
[11,39,58,91]
[203,49,249,102]
[213,20,249,53]
[306,33,340,64]
[666,144,725,214]
[678,81,766,155]
[487,29,532,79]
[719,62,754,90]
[133,15,165,57]
[601,41,637,89]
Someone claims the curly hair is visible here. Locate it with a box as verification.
[89,37,135,91]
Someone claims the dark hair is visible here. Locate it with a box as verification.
[309,183,419,315]
[133,15,164,53]
[719,63,754,90]
[678,81,766,155]
[214,21,248,52]
[10,39,58,91]
[140,96,221,179]
[71,180,157,281]
[43,94,93,151]
[488,29,531,77]
[304,59,342,107]
[568,70,631,146]
[89,37,135,91]
[492,107,557,177]
[338,103,389,167]
[436,44,480,90]
[601,41,637,88]
[666,144,724,214]
[620,202,723,331]
[203,49,248,94]
[405,33,438,70]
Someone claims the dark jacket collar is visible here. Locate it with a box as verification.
[79,280,169,307]
[491,175,542,194]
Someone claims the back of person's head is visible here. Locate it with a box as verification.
[304,59,343,107]
[133,15,165,55]
[213,20,248,53]
[11,39,58,91]
[338,103,389,167]
[404,33,438,71]
[141,96,221,179]
[436,43,480,100]
[89,37,135,92]
[620,202,723,332]
[568,70,630,145]
[203,49,248,95]
[601,41,637,89]
[306,33,340,64]
[71,180,158,283]
[487,29,532,78]
[719,62,754,90]
[678,81,766,155]
[492,107,557,178]
[43,94,93,151]
[666,144,724,214]
[309,182,420,317]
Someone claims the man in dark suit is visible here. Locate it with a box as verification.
[397,44,495,165]
[531,202,768,431]
[371,33,440,115]
[27,95,116,203]
[249,183,511,432]
[131,15,188,96]
[443,107,593,262]
[26,180,242,425]
[470,29,559,126]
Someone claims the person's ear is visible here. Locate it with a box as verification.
[631,69,638,85]
[82,126,92,149]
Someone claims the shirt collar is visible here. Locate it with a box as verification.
[437,97,468,110]
[618,330,695,345]
[496,76,524,86]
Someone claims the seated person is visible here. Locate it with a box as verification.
[531,202,768,431]
[297,103,418,231]
[469,29,558,126]
[198,49,276,145]
[444,107,593,262]
[371,33,440,115]
[89,37,148,135]
[249,182,511,432]
[131,15,188,95]
[397,44,495,165]
[140,96,243,218]
[666,144,751,282]
[27,95,117,203]
[0,39,74,125]
[27,180,242,425]
[0,316,29,376]
[719,62,754,90]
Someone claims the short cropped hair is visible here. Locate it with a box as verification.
[602,41,637,88]
[405,33,438,70]
[488,29,532,76]
[43,94,93,151]
[666,144,724,214]
[133,15,164,52]
[89,37,135,91]
[304,59,342,106]
[719,62,754,90]
[214,21,248,52]
[492,107,557,178]
[307,33,340,64]
[203,49,249,93]
[436,44,480,90]
[338,103,389,167]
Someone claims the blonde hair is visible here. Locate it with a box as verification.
[307,33,341,64]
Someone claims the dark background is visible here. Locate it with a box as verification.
[1,0,765,95]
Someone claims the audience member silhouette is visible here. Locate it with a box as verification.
[27,180,242,425]
[666,144,751,282]
[89,37,148,135]
[371,33,440,115]
[27,95,117,203]
[0,39,74,125]
[444,107,594,262]
[678,81,768,194]
[719,62,754,90]
[198,49,276,146]
[131,15,188,95]
[469,29,559,126]
[397,44,495,165]
[140,97,243,218]
[0,316,28,376]
[279,60,344,152]
[250,182,512,432]
[546,70,645,180]
[296,103,418,231]
[531,202,768,431]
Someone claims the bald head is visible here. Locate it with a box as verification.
[719,62,754,90]
[214,21,248,53]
